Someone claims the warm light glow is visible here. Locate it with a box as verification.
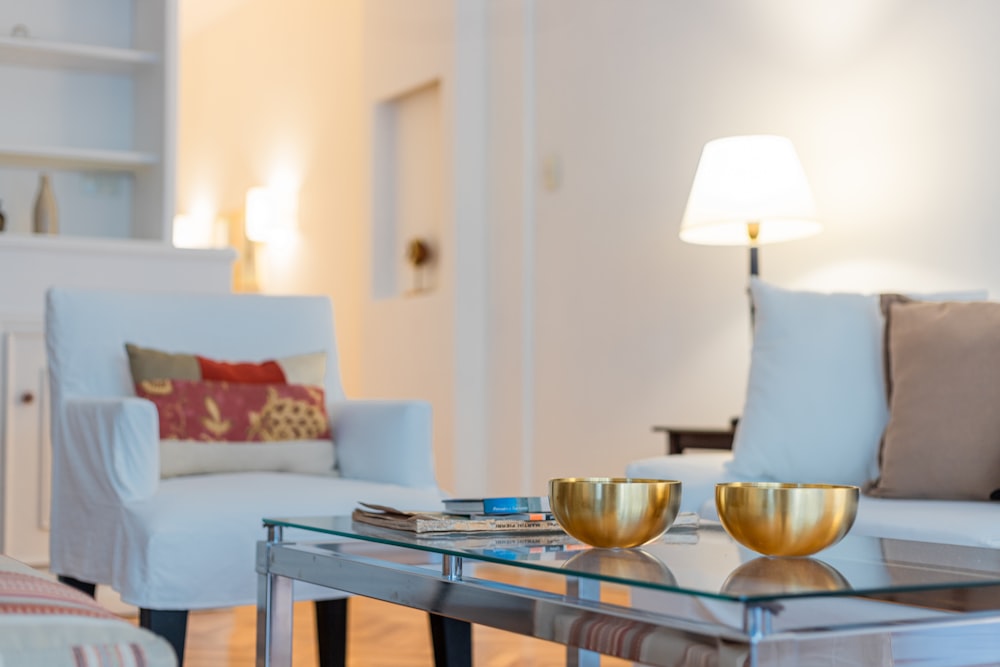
[679,135,822,246]
[172,213,217,248]
[245,186,298,243]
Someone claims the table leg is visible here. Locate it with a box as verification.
[257,526,294,667]
[566,577,601,667]
[431,554,472,667]
[429,613,472,667]
[741,603,779,667]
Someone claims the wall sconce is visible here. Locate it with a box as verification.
[405,237,435,293]
[245,186,297,244]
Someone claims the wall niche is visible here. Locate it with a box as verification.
[371,79,443,299]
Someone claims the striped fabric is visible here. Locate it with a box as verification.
[72,643,148,667]
[0,571,154,667]
[565,612,717,666]
[0,572,118,620]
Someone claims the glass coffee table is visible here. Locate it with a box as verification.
[256,515,1000,666]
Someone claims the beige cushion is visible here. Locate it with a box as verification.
[868,299,1000,500]
[159,439,337,478]
[126,343,326,386]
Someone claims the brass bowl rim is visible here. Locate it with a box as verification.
[716,482,860,491]
[550,477,681,485]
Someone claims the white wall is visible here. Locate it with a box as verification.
[177,0,366,393]
[362,0,489,495]
[180,1,1000,498]
[496,0,1000,492]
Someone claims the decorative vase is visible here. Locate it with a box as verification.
[33,173,59,235]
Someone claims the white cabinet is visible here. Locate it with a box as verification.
[0,0,175,240]
[1,325,49,565]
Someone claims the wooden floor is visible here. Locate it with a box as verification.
[179,566,633,667]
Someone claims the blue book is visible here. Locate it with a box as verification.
[442,495,551,515]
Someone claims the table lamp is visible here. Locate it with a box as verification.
[679,135,822,276]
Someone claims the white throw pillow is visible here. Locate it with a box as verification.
[729,278,886,486]
[730,279,988,487]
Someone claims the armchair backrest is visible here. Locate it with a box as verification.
[45,287,346,405]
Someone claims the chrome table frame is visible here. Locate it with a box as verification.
[255,522,1000,667]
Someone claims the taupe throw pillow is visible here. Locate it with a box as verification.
[868,299,1000,500]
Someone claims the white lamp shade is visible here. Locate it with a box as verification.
[679,135,822,246]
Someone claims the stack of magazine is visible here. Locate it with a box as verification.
[353,496,561,534]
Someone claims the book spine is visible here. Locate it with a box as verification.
[481,497,549,514]
[414,518,561,533]
[445,512,552,521]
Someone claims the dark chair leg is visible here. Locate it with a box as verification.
[140,608,189,666]
[314,598,348,667]
[429,613,472,667]
[57,575,97,598]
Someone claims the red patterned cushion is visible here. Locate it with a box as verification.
[196,356,286,383]
[135,379,332,441]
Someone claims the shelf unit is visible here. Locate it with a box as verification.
[0,0,175,241]
[0,35,157,73]
[0,145,158,171]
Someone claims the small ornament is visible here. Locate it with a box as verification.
[406,238,432,267]
[405,238,434,293]
[33,173,59,235]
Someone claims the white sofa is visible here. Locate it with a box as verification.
[627,277,1000,549]
[626,278,1000,665]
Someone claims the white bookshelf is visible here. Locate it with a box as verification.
[0,35,157,73]
[0,0,175,241]
[0,145,158,171]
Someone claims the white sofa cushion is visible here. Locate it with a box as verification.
[730,278,887,486]
[626,451,756,516]
[852,496,1000,548]
[628,451,1000,549]
[159,439,336,478]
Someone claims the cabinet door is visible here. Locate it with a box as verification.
[2,330,50,565]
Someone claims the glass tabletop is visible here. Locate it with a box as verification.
[263,515,1000,606]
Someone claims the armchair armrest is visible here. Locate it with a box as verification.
[330,400,437,488]
[61,397,160,505]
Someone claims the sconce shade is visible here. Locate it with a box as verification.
[679,135,822,246]
[245,186,297,243]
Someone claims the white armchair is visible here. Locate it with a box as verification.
[45,287,447,665]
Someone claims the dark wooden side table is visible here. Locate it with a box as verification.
[651,425,736,455]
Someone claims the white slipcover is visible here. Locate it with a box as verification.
[626,452,1000,548]
[45,287,445,610]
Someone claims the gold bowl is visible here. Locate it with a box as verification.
[715,482,859,557]
[548,477,681,549]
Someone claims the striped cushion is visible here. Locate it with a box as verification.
[0,562,175,667]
